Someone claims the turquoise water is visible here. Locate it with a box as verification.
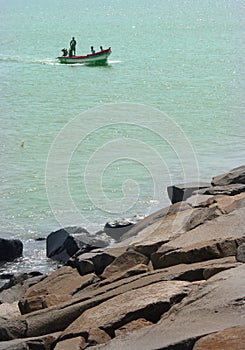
[0,0,244,273]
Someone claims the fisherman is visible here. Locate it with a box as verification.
[91,46,95,54]
[61,48,68,56]
[100,46,103,51]
[70,37,76,56]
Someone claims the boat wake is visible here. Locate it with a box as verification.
[0,56,58,65]
[0,56,122,66]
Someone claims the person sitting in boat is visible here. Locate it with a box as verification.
[68,48,72,57]
[91,46,95,54]
[70,37,76,56]
[100,46,103,51]
[61,48,68,56]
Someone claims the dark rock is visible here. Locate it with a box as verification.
[167,182,210,204]
[236,243,245,263]
[0,238,23,262]
[104,215,144,241]
[68,250,115,276]
[46,226,110,263]
[211,165,245,186]
[0,272,43,293]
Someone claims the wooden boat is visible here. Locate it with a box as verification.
[57,47,111,65]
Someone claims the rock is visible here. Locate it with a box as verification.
[211,165,245,186]
[201,183,245,196]
[184,206,221,231]
[186,194,214,207]
[120,202,192,242]
[58,280,192,343]
[19,266,99,314]
[0,274,44,304]
[99,264,151,287]
[68,250,115,276]
[162,206,245,251]
[46,226,110,263]
[87,328,112,347]
[236,243,245,263]
[0,301,20,320]
[151,238,238,269]
[104,215,144,241]
[193,325,245,350]
[0,332,61,350]
[0,238,23,262]
[54,336,86,350]
[101,249,149,279]
[148,257,240,282]
[122,204,194,256]
[115,318,154,337]
[167,182,210,204]
[94,265,245,350]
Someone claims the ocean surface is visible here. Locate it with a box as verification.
[0,0,244,274]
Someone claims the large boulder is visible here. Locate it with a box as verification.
[93,265,245,349]
[18,266,99,314]
[167,182,210,204]
[104,215,144,241]
[58,280,192,345]
[67,250,116,276]
[211,165,245,186]
[193,325,245,350]
[0,238,23,262]
[46,226,111,263]
[101,249,149,279]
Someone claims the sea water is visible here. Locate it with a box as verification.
[0,0,244,274]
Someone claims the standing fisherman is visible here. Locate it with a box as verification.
[70,37,76,56]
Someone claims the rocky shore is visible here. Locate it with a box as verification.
[0,165,244,350]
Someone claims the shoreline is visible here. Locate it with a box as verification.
[0,164,244,349]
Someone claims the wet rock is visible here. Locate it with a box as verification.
[193,325,245,350]
[167,182,210,204]
[0,238,23,262]
[46,226,110,263]
[104,215,144,241]
[211,165,245,186]
[68,250,115,276]
[0,273,44,304]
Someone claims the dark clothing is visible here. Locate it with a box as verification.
[70,38,76,56]
[61,48,67,56]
